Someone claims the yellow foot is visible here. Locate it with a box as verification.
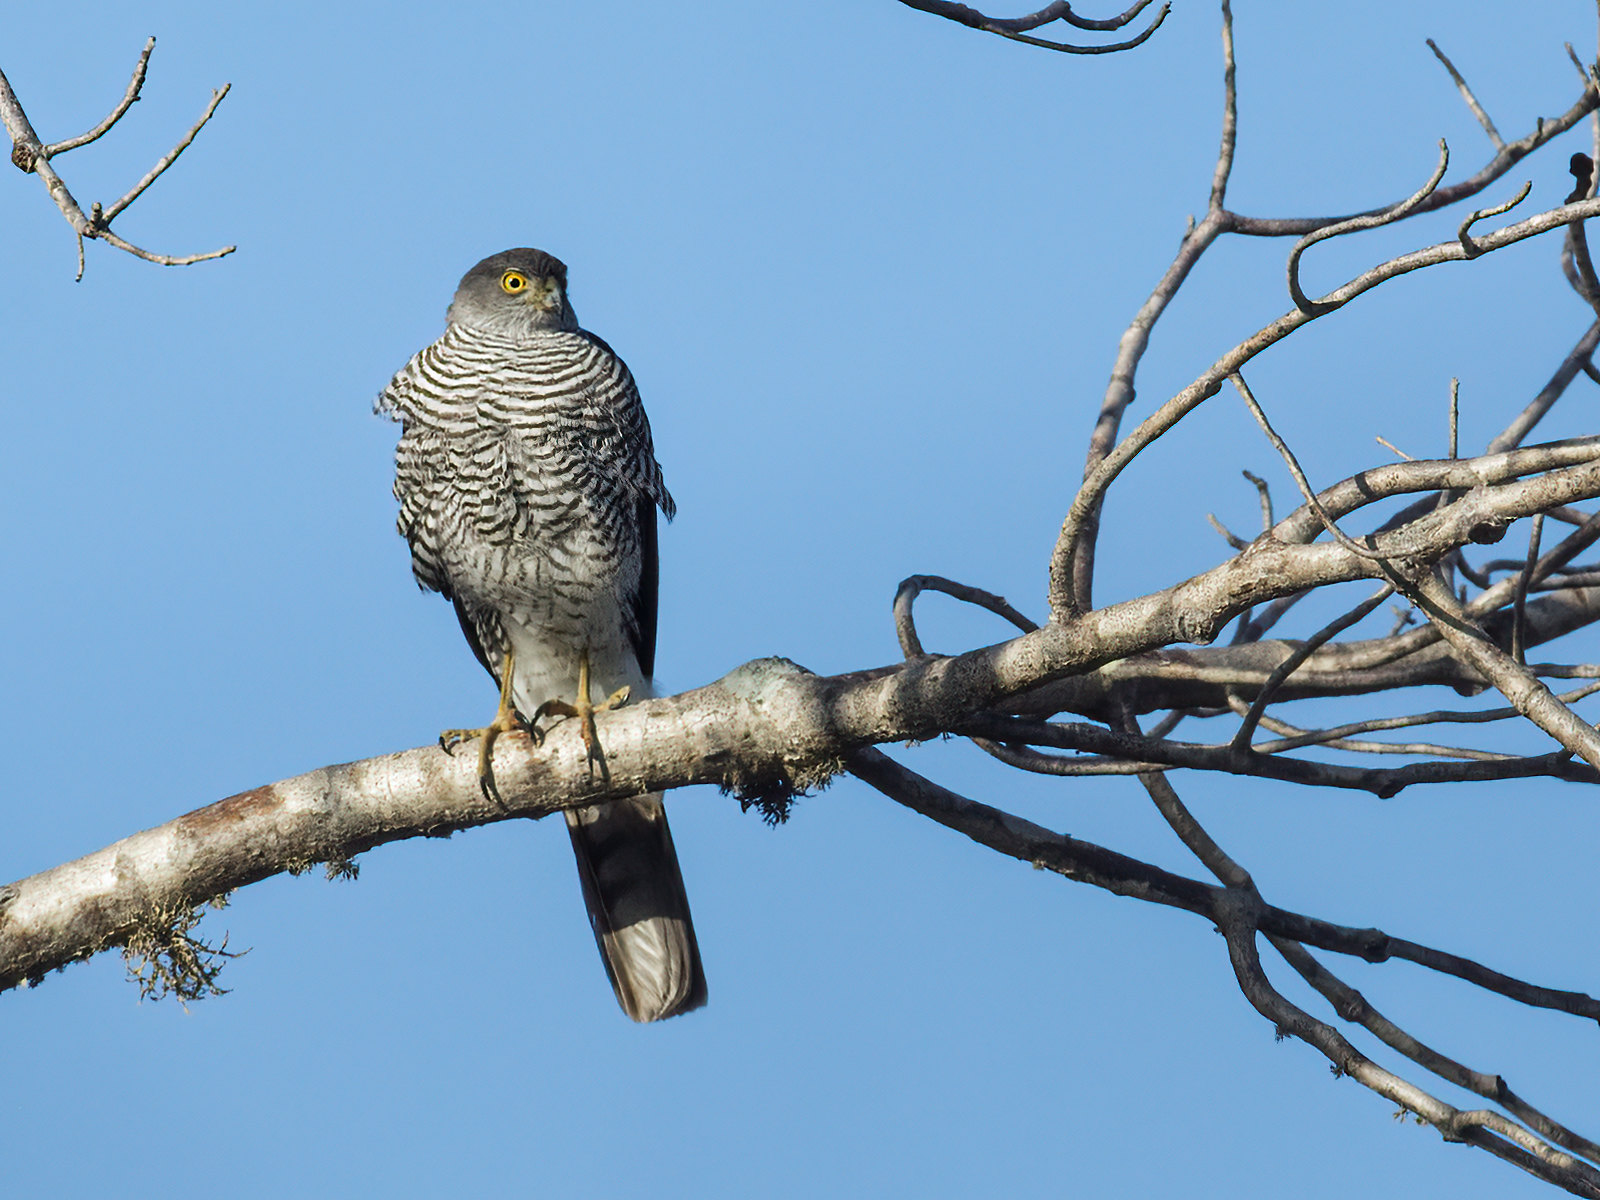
[439,649,539,804]
[532,649,630,779]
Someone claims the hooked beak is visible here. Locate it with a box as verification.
[520,276,563,312]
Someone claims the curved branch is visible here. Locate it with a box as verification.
[1286,140,1449,315]
[894,574,1038,660]
[895,0,1170,52]
[42,37,153,157]
[1459,180,1533,257]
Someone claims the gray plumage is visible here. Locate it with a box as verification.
[377,248,706,1022]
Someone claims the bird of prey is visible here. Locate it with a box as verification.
[376,248,706,1022]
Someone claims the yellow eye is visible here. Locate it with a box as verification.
[500,270,528,294]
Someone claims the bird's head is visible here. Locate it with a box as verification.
[447,248,578,337]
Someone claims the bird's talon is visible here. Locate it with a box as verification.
[440,649,531,803]
[479,771,502,804]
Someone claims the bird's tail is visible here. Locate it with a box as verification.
[565,794,707,1022]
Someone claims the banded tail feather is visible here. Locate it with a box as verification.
[565,794,707,1022]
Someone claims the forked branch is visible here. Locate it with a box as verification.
[0,37,234,279]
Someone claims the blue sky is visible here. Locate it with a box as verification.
[4,2,1599,1196]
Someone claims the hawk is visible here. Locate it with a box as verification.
[377,248,706,1022]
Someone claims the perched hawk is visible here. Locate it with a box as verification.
[377,248,706,1022]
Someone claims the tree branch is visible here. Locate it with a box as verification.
[0,38,234,279]
[895,0,1170,53]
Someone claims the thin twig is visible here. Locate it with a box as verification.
[1052,195,1600,616]
[42,37,154,156]
[850,747,1600,1018]
[1207,513,1249,550]
[101,84,230,223]
[1232,373,1386,561]
[960,712,1598,795]
[969,738,1158,775]
[1210,0,1237,212]
[1069,0,1236,610]
[1375,436,1414,461]
[1458,180,1533,257]
[1512,514,1546,665]
[1223,925,1600,1197]
[1449,377,1460,459]
[1228,80,1598,238]
[1234,590,1305,643]
[1127,739,1252,887]
[1427,39,1505,150]
[1241,470,1273,531]
[894,575,1037,660]
[1230,682,1600,755]
[1486,320,1600,453]
[1272,936,1600,1172]
[1231,583,1395,751]
[1287,140,1450,315]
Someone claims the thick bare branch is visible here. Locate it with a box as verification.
[14,437,1600,984]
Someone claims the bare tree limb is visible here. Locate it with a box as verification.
[1051,200,1600,615]
[1286,140,1451,316]
[0,38,234,279]
[13,433,1600,987]
[1067,0,1235,609]
[1428,38,1507,150]
[895,0,1170,53]
[41,37,153,157]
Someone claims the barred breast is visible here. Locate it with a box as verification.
[379,322,673,704]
